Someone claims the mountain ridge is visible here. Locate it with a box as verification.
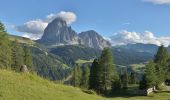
[37,18,110,49]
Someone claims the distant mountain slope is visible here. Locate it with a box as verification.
[117,43,159,55]
[49,45,101,65]
[112,47,153,65]
[0,70,103,100]
[9,35,71,81]
[50,45,153,66]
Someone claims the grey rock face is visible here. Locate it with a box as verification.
[38,18,80,46]
[38,18,111,49]
[78,30,111,49]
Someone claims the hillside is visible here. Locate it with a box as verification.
[0,70,103,100]
[0,70,170,100]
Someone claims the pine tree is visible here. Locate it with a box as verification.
[154,45,169,85]
[71,65,82,87]
[139,74,147,90]
[0,22,11,69]
[81,65,90,88]
[122,71,128,90]
[89,59,100,92]
[99,48,118,93]
[23,46,33,71]
[145,61,157,88]
[11,40,24,71]
[130,72,136,84]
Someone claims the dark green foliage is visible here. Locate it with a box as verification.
[89,48,119,94]
[145,61,157,88]
[11,40,24,71]
[130,72,136,84]
[0,22,11,69]
[50,45,153,66]
[112,47,153,66]
[154,45,169,85]
[111,79,121,91]
[71,65,82,87]
[23,46,33,71]
[81,65,90,88]
[31,47,71,80]
[122,71,128,90]
[98,48,117,93]
[154,45,169,65]
[50,45,101,65]
[139,74,147,90]
[89,59,100,91]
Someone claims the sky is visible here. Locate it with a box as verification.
[1,0,170,46]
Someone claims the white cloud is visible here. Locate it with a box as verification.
[15,11,77,40]
[143,0,170,4]
[109,30,170,47]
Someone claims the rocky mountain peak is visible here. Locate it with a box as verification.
[79,30,111,49]
[37,18,111,49]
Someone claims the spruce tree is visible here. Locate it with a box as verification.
[139,74,147,90]
[11,40,24,71]
[0,22,11,69]
[23,46,33,71]
[81,65,90,88]
[89,59,100,92]
[99,48,118,93]
[122,71,128,90]
[154,45,169,85]
[145,61,157,88]
[71,65,82,87]
[130,72,136,84]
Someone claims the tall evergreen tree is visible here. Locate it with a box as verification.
[130,72,136,84]
[89,59,100,92]
[145,61,157,88]
[11,40,24,71]
[23,46,33,71]
[154,45,169,85]
[139,74,147,90]
[71,65,82,87]
[99,48,118,93]
[81,65,90,88]
[122,71,128,90]
[0,22,11,69]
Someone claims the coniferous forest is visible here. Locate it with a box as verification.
[1,1,170,98]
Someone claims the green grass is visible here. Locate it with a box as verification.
[75,59,93,64]
[130,63,146,72]
[0,70,103,100]
[9,35,35,45]
[0,69,169,100]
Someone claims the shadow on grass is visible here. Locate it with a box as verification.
[154,91,170,93]
[104,90,170,99]
[104,90,144,98]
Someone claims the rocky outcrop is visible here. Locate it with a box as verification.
[37,18,80,46]
[78,30,111,49]
[37,18,111,49]
[20,65,29,73]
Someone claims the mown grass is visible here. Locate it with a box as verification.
[0,69,169,100]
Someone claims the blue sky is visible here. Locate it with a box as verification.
[1,0,170,46]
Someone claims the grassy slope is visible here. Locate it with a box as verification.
[0,70,103,100]
[0,70,170,100]
[8,35,35,45]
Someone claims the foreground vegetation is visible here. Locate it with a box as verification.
[0,69,169,100]
[0,70,103,100]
